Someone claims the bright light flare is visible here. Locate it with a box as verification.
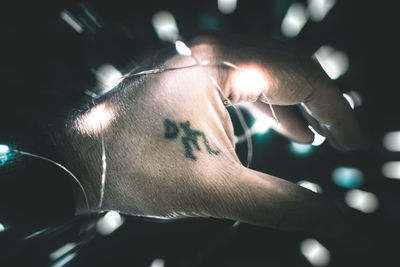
[152,11,179,42]
[96,210,124,235]
[332,166,364,189]
[218,0,237,14]
[300,238,330,266]
[96,64,123,94]
[297,180,323,193]
[251,117,274,134]
[281,3,309,38]
[383,132,400,152]
[345,189,378,213]
[0,144,10,166]
[150,258,165,267]
[307,0,336,22]
[230,65,270,103]
[75,103,116,136]
[308,125,326,146]
[175,40,192,56]
[0,144,9,154]
[0,223,5,232]
[314,45,349,79]
[382,161,400,179]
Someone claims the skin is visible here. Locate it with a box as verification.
[57,35,360,238]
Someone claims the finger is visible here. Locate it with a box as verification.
[251,100,314,143]
[191,35,360,150]
[298,77,361,150]
[204,163,348,238]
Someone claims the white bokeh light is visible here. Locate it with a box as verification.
[152,11,179,42]
[382,161,400,179]
[383,132,400,152]
[150,258,165,267]
[96,64,123,94]
[281,3,309,38]
[314,45,349,79]
[307,0,336,22]
[300,238,330,266]
[96,210,125,235]
[218,0,237,14]
[345,189,379,213]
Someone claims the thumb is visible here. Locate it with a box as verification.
[204,162,348,238]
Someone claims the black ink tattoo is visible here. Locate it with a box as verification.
[163,119,219,161]
[164,119,179,139]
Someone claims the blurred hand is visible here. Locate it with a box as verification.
[61,34,360,237]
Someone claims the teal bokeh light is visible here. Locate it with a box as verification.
[332,166,364,188]
[289,142,313,155]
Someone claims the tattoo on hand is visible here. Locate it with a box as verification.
[164,119,219,161]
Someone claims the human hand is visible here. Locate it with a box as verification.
[60,34,360,238]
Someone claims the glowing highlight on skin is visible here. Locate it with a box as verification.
[230,65,270,102]
[75,103,116,136]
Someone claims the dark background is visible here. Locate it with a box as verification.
[0,0,399,266]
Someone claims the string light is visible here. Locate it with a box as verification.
[10,148,91,216]
[7,5,361,260]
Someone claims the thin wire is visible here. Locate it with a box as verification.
[98,126,107,211]
[11,149,91,216]
[116,58,258,167]
[89,97,107,213]
[262,93,280,126]
[206,75,253,167]
[95,57,277,169]
[189,54,254,167]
